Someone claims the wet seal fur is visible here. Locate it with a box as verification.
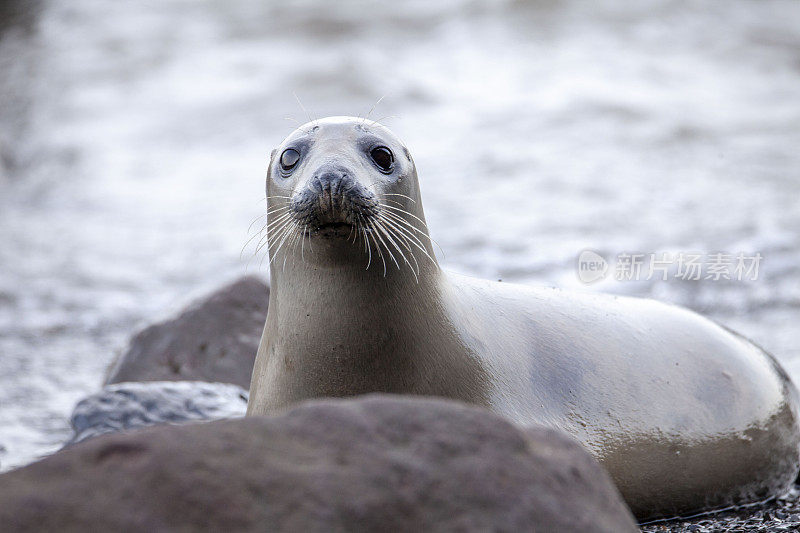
[248,116,800,521]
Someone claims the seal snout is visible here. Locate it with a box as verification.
[292,165,378,236]
[310,169,353,217]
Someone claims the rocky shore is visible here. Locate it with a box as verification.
[105,276,269,389]
[0,394,638,532]
[640,491,800,533]
[1,276,797,532]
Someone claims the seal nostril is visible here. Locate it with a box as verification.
[314,171,349,198]
[332,175,345,198]
[310,177,323,194]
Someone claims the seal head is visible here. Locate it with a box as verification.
[265,116,433,274]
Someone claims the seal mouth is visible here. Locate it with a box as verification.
[291,175,379,240]
[314,222,356,238]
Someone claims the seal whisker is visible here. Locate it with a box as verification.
[365,219,387,276]
[283,221,303,272]
[379,214,436,264]
[266,196,294,211]
[292,221,305,255]
[299,225,306,262]
[306,224,314,253]
[247,217,292,271]
[247,212,268,232]
[380,207,446,260]
[260,212,291,234]
[385,221,420,276]
[300,225,311,263]
[293,92,316,126]
[375,218,418,283]
[241,218,273,260]
[383,199,407,209]
[264,211,294,232]
[382,193,416,204]
[362,95,386,125]
[379,208,434,243]
[297,222,309,262]
[266,207,294,223]
[357,214,372,270]
[369,219,401,272]
[380,201,443,260]
[253,233,271,257]
[374,219,408,268]
[254,213,295,256]
[370,114,397,127]
[252,222,282,260]
[378,203,428,227]
[375,217,417,272]
[378,214,422,273]
[259,219,293,272]
[379,209,429,238]
[243,227,273,272]
[265,205,293,216]
[266,217,296,256]
[262,221,291,263]
[251,206,292,236]
[285,221,304,269]
[379,214,437,268]
[269,221,298,268]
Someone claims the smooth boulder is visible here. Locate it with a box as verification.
[0,394,638,533]
[105,276,268,388]
[68,381,248,445]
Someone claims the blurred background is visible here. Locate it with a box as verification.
[1,0,799,471]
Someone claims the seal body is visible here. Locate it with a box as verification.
[248,116,800,521]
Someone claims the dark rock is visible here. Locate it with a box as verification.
[106,276,268,388]
[68,381,248,445]
[0,394,637,533]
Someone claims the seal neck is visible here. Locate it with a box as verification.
[252,245,492,410]
[269,246,441,304]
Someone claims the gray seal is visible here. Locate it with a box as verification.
[247,116,800,521]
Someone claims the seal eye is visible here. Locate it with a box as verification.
[280,148,300,172]
[370,146,394,173]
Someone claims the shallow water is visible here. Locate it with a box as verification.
[1,0,799,471]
